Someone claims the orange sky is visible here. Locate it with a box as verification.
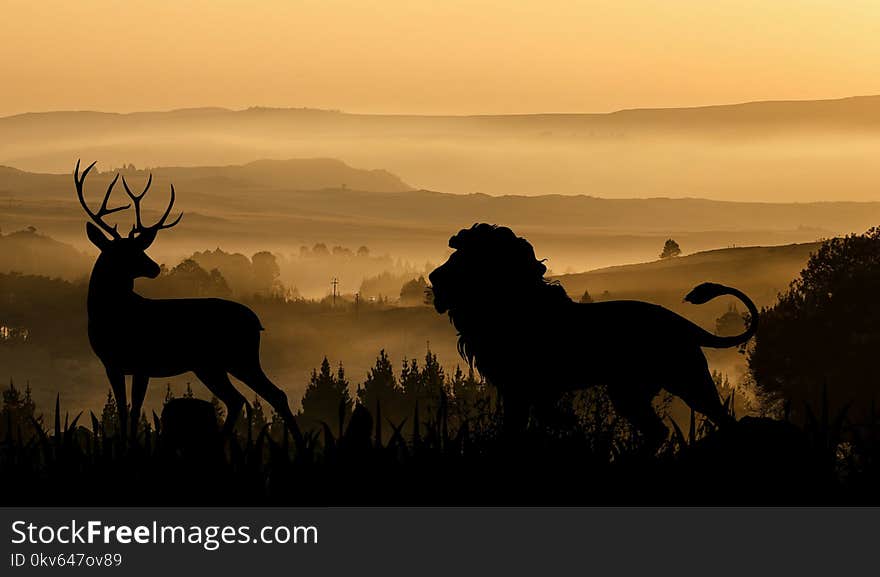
[2,0,880,116]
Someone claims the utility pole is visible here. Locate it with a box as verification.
[331,277,339,307]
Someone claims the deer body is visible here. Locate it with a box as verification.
[76,160,301,443]
[88,285,262,377]
[89,298,261,377]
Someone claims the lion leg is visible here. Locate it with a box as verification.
[607,385,667,451]
[666,353,733,428]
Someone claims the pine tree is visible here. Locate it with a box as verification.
[448,365,493,429]
[251,396,267,433]
[400,357,420,398]
[420,347,446,410]
[399,276,430,306]
[1,379,22,440]
[715,303,745,337]
[659,239,682,259]
[299,357,354,433]
[22,382,35,424]
[100,389,119,438]
[357,350,405,439]
[1,379,35,442]
[335,362,351,436]
[357,350,397,407]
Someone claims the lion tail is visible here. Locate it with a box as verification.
[684,282,758,348]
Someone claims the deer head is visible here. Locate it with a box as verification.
[75,159,182,282]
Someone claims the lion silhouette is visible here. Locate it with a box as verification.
[428,224,758,447]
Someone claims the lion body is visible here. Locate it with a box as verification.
[429,224,757,446]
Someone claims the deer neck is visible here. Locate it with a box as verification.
[87,257,142,320]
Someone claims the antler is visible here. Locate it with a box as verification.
[122,173,183,239]
[74,159,130,239]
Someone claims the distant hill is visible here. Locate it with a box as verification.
[5,161,880,232]
[553,242,820,324]
[6,96,880,200]
[153,158,412,193]
[0,227,90,280]
[0,158,411,197]
[6,95,880,142]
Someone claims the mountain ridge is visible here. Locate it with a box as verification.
[5,94,880,122]
[3,162,880,234]
[5,94,880,201]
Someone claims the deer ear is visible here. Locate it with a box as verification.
[136,229,157,250]
[85,222,110,250]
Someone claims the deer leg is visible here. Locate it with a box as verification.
[106,369,127,442]
[229,364,302,445]
[194,369,246,435]
[130,374,149,442]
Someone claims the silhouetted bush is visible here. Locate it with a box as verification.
[750,228,880,419]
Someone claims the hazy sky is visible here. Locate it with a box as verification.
[3,0,880,116]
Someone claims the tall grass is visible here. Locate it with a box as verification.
[0,379,873,505]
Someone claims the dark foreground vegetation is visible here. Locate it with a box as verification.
[0,367,873,505]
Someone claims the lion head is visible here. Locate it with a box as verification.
[429,224,569,315]
[429,223,570,368]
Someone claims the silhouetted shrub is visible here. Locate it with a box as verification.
[750,228,880,419]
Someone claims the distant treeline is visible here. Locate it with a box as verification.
[142,246,429,305]
[0,224,428,303]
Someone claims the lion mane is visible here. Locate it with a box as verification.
[430,223,569,369]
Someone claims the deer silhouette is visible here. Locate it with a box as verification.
[75,160,302,445]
